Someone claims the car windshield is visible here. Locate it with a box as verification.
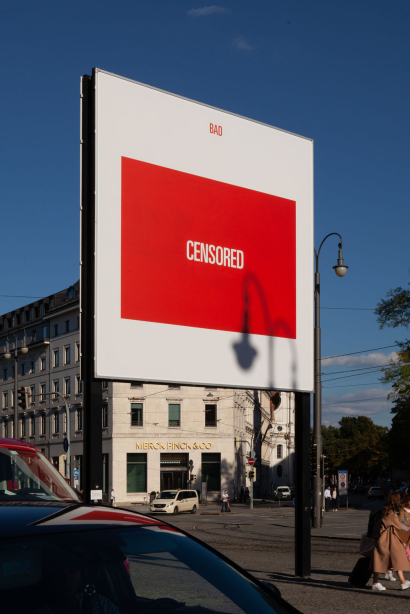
[157,491,178,499]
[0,524,293,614]
[0,447,80,503]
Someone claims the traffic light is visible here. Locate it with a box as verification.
[310,443,318,477]
[17,386,29,411]
[321,455,329,477]
[248,470,255,481]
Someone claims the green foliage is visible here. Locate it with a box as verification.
[375,275,410,471]
[322,416,389,482]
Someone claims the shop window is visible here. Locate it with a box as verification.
[201,453,221,492]
[277,444,283,459]
[277,464,283,478]
[169,404,180,427]
[131,403,143,427]
[127,453,147,493]
[103,453,109,494]
[205,404,217,427]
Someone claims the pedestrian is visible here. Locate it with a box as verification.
[240,485,245,503]
[110,488,115,507]
[371,492,410,591]
[324,485,331,512]
[221,489,229,512]
[331,486,338,512]
[245,486,249,502]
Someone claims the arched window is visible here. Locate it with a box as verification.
[277,464,283,478]
[277,444,283,459]
[67,287,76,300]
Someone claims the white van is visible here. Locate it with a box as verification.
[274,486,291,501]
[150,490,199,515]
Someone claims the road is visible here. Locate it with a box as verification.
[128,496,410,614]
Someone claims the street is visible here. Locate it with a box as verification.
[127,497,410,614]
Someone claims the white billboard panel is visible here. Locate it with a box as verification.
[94,69,314,391]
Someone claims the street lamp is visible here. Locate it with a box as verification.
[4,334,28,439]
[313,233,348,530]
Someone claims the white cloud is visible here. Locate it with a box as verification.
[321,351,397,369]
[187,6,230,17]
[231,35,253,51]
[321,387,393,426]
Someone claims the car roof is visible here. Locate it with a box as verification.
[0,504,170,539]
[0,437,39,451]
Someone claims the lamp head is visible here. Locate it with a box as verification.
[333,243,348,278]
[4,351,11,360]
[21,346,28,354]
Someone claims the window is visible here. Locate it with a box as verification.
[65,346,71,364]
[201,453,221,492]
[52,457,59,468]
[50,298,54,309]
[53,412,59,434]
[277,444,283,459]
[102,381,108,389]
[41,384,46,401]
[40,413,46,435]
[130,381,143,388]
[21,363,26,376]
[30,307,34,321]
[30,414,35,437]
[168,384,181,389]
[12,367,15,378]
[126,453,147,493]
[3,319,7,330]
[53,380,59,398]
[12,315,16,327]
[3,392,8,408]
[102,403,108,428]
[3,368,7,380]
[205,404,217,427]
[103,453,109,494]
[21,416,26,438]
[41,357,46,371]
[54,324,59,336]
[65,320,70,333]
[67,287,76,300]
[31,361,35,373]
[77,408,82,431]
[64,378,71,395]
[277,464,283,478]
[131,403,143,427]
[76,343,80,362]
[42,325,48,340]
[21,311,25,324]
[76,376,82,394]
[168,404,180,427]
[39,304,44,317]
[53,349,59,367]
[32,329,36,342]
[4,419,8,438]
[30,386,35,404]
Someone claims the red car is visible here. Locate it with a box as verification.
[0,437,81,504]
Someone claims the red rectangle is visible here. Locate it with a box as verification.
[121,157,296,339]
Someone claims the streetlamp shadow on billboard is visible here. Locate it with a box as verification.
[233,272,298,391]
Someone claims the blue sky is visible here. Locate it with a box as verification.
[1,1,409,427]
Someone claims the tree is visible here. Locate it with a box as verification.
[375,275,410,471]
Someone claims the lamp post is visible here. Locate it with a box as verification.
[4,334,28,439]
[313,233,348,529]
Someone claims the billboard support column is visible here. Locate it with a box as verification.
[295,392,311,577]
[80,72,103,504]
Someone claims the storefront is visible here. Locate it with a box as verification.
[112,437,235,506]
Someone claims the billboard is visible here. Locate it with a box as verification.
[94,69,313,391]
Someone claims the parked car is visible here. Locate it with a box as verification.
[0,503,302,614]
[367,487,385,500]
[363,485,372,494]
[150,489,199,515]
[352,485,364,495]
[0,437,81,504]
[274,486,291,501]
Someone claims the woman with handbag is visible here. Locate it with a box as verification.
[371,492,410,591]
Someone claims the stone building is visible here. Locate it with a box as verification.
[0,283,296,505]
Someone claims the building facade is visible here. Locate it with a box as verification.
[0,284,295,505]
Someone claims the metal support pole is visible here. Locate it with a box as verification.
[295,391,311,577]
[14,344,18,439]
[81,71,103,504]
[250,479,253,510]
[313,267,323,529]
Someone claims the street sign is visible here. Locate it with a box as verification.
[63,437,69,453]
[92,69,314,392]
[338,470,348,496]
[248,458,255,466]
[73,469,79,479]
